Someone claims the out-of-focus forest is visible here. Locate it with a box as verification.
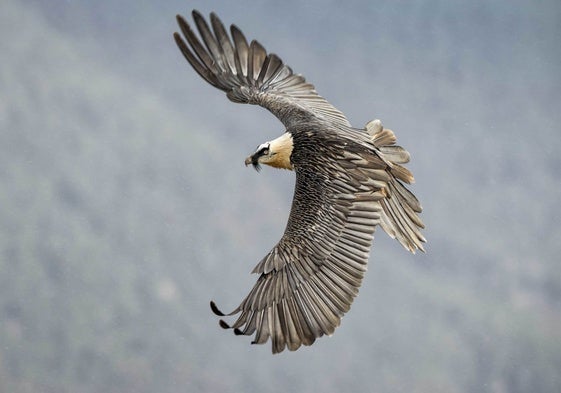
[1,0,560,392]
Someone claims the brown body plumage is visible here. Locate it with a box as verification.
[174,10,425,353]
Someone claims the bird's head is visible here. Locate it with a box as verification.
[245,132,294,171]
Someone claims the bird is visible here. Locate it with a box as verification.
[173,10,426,354]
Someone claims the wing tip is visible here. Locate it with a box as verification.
[218,319,231,329]
[191,9,204,19]
[210,300,226,316]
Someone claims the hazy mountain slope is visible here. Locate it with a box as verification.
[1,0,560,392]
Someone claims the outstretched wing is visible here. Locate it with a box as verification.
[212,136,392,353]
[173,11,351,129]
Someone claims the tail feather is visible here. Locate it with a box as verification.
[366,119,426,253]
[378,145,410,165]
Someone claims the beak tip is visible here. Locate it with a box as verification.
[245,155,261,171]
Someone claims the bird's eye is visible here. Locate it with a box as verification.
[258,144,270,155]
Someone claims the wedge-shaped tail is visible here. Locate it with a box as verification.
[366,119,426,252]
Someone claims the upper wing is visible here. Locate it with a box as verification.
[211,137,392,353]
[173,11,351,129]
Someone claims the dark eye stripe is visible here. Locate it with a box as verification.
[258,146,269,155]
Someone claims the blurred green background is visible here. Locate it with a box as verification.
[1,0,560,392]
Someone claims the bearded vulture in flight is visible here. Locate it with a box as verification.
[173,10,425,354]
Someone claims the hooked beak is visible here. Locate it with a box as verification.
[245,154,261,171]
